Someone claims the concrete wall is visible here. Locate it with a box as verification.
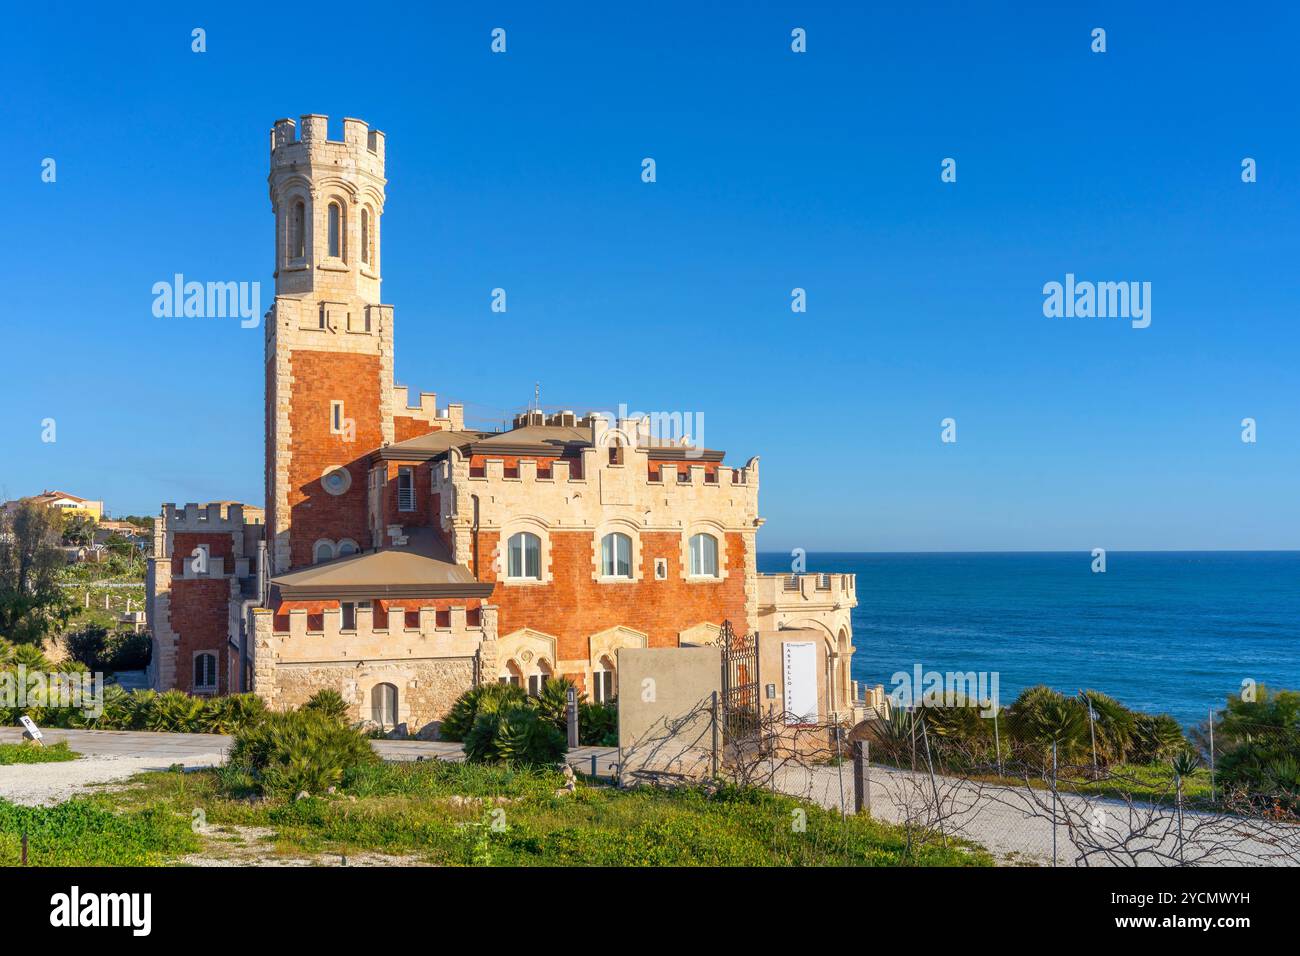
[617,645,720,779]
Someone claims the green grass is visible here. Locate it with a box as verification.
[0,741,80,765]
[2,761,991,867]
[0,800,199,866]
[960,762,1215,806]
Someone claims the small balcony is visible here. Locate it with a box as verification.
[756,571,857,610]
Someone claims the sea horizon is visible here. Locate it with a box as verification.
[757,550,1300,727]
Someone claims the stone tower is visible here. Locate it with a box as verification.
[265,114,394,574]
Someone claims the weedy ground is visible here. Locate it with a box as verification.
[0,759,992,867]
[0,741,80,765]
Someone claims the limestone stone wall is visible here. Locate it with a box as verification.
[270,657,477,739]
[247,604,496,738]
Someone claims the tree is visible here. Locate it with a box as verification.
[0,500,72,644]
[62,512,97,546]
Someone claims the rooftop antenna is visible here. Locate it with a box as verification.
[534,382,540,412]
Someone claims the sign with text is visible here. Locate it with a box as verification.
[782,642,818,726]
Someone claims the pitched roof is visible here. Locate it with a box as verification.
[271,528,493,600]
[372,430,485,461]
[370,422,724,462]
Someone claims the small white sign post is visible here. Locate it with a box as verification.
[19,715,44,745]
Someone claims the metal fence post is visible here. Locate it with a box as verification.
[853,740,871,816]
[1051,741,1058,868]
[711,690,720,778]
[993,707,1003,777]
[835,723,846,820]
[1208,707,1216,803]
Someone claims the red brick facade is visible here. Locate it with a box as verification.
[168,576,231,695]
[285,350,383,567]
[479,529,749,669]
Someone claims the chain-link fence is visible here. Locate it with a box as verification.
[612,695,1300,866]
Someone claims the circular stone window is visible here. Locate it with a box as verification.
[321,466,352,496]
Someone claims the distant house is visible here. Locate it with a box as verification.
[4,490,105,521]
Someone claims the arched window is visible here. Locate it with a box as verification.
[314,541,334,564]
[194,652,217,692]
[361,207,371,265]
[593,655,616,703]
[499,661,522,687]
[371,682,398,727]
[507,532,541,580]
[337,539,359,557]
[290,200,306,258]
[527,660,552,697]
[689,533,719,577]
[327,202,344,259]
[600,532,632,578]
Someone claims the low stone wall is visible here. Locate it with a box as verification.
[247,606,494,739]
[271,657,478,739]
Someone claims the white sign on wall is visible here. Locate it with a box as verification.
[782,642,818,726]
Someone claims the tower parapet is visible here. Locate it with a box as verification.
[264,114,396,575]
[269,115,386,177]
[267,113,387,302]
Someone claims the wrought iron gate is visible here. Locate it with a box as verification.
[717,620,761,756]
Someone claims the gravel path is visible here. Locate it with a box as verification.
[0,727,617,807]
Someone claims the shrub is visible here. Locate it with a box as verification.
[102,631,151,670]
[533,676,581,730]
[63,625,110,670]
[1131,713,1187,764]
[202,694,268,734]
[302,689,349,723]
[61,626,151,672]
[439,683,528,741]
[225,709,378,796]
[464,703,566,767]
[579,699,618,746]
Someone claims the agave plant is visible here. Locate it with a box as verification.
[869,706,919,767]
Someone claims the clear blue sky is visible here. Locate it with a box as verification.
[2,2,1296,551]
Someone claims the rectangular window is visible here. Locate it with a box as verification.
[194,653,217,691]
[397,467,415,512]
[601,534,632,578]
[508,533,541,579]
[528,673,548,696]
[594,670,614,703]
[330,401,344,434]
[340,601,370,631]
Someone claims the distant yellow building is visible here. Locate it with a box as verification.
[19,490,104,521]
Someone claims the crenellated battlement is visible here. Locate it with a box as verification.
[162,501,264,532]
[393,385,465,429]
[440,445,759,491]
[270,114,386,173]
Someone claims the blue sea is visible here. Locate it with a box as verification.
[756,552,1300,726]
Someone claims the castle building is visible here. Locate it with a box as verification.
[147,114,863,735]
